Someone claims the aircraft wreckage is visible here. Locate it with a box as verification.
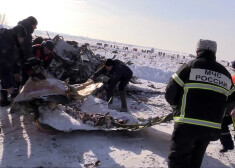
[11,35,173,132]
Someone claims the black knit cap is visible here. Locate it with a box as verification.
[27,16,38,25]
[105,59,114,66]
[42,40,55,51]
[12,25,27,38]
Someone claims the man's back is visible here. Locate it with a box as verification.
[166,50,233,131]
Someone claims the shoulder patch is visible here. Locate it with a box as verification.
[189,68,232,90]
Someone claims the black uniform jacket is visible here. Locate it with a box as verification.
[93,59,133,88]
[165,51,235,130]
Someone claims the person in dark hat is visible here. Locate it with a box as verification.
[21,40,55,85]
[18,16,38,61]
[90,59,133,112]
[0,25,27,106]
[165,39,235,168]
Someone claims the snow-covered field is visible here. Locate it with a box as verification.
[0,29,234,168]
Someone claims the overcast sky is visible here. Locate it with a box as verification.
[1,0,235,61]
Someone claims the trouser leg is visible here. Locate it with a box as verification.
[220,115,234,152]
[21,67,30,86]
[119,90,127,112]
[220,133,234,152]
[118,78,130,112]
[11,81,20,99]
[168,127,195,168]
[1,69,16,104]
[0,89,11,107]
[190,138,210,168]
[106,86,114,104]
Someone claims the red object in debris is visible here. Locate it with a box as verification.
[232,74,235,84]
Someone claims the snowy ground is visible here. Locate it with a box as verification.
[0,30,235,167]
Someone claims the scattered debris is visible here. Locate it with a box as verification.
[35,35,106,84]
[148,84,156,89]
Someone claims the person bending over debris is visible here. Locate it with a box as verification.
[0,25,27,106]
[90,59,133,112]
[22,40,55,85]
[165,39,235,168]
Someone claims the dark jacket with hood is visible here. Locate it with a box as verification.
[18,16,37,61]
[93,59,133,89]
[0,28,22,88]
[165,50,235,138]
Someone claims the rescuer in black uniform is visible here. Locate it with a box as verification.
[165,39,235,168]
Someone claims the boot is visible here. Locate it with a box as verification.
[219,133,234,153]
[119,91,128,112]
[0,90,11,107]
[219,146,234,153]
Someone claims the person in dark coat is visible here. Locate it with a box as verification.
[0,25,27,106]
[18,16,38,62]
[91,59,133,112]
[165,39,235,168]
[22,40,55,85]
